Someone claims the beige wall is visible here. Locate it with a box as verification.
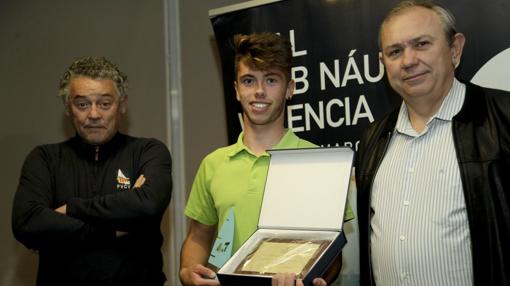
[1,0,169,285]
[175,1,240,284]
[180,0,237,190]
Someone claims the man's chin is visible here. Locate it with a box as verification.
[245,112,283,126]
[81,133,109,145]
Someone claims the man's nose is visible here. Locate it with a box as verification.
[402,48,419,68]
[87,104,101,119]
[254,82,265,98]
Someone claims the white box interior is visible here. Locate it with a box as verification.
[259,147,353,231]
[218,228,340,276]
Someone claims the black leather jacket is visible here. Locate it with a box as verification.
[355,81,510,286]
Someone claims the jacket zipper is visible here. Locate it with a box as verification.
[95,146,100,161]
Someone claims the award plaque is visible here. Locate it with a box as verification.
[217,148,354,286]
[235,238,330,278]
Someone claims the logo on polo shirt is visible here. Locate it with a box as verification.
[116,169,131,190]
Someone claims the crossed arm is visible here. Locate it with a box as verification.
[54,174,147,215]
[12,141,172,249]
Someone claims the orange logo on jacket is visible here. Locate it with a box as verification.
[116,169,131,190]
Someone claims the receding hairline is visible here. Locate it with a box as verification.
[379,2,457,48]
[380,6,435,40]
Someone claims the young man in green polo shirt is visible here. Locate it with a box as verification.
[179,32,352,286]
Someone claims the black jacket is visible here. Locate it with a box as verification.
[12,133,172,286]
[355,82,510,286]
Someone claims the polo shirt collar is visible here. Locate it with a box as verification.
[228,129,297,157]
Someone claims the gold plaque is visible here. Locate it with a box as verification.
[235,239,330,278]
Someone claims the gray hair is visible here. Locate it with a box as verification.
[58,57,128,102]
[379,0,458,47]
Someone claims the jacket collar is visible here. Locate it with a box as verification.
[70,132,126,162]
[454,80,487,125]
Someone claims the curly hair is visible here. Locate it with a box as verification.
[58,57,128,102]
[233,32,292,82]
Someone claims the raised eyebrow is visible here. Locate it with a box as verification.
[71,94,115,102]
[71,95,90,101]
[99,93,115,99]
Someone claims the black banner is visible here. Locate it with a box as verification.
[211,0,510,149]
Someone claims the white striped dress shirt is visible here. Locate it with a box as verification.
[370,79,473,286]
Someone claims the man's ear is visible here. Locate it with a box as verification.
[64,101,71,116]
[378,51,385,66]
[234,81,241,102]
[451,33,466,68]
[120,95,128,114]
[285,79,295,100]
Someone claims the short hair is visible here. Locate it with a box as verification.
[379,0,458,47]
[58,57,128,102]
[233,32,292,82]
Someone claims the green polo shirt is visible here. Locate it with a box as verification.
[184,129,354,253]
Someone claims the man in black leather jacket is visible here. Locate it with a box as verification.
[355,1,510,285]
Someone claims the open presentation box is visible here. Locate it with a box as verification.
[217,147,354,286]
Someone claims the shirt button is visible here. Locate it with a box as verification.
[403,200,410,206]
[401,272,407,279]
[399,235,406,241]
[409,167,414,173]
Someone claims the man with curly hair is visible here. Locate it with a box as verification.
[12,57,173,286]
